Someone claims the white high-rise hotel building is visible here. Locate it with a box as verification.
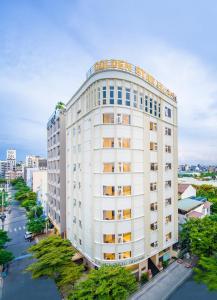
[66,60,178,276]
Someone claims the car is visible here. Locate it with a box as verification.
[24,231,33,240]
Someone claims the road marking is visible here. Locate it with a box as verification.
[18,226,21,230]
[14,253,32,261]
[23,226,25,229]
[14,228,17,232]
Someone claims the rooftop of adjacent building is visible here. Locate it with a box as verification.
[178,196,210,213]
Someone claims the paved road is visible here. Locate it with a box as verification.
[1,190,60,300]
[131,262,192,300]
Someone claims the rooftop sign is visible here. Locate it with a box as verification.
[86,59,176,101]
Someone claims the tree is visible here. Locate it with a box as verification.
[27,217,46,234]
[194,255,217,291]
[0,249,14,265]
[55,101,65,110]
[69,265,138,300]
[27,205,43,219]
[21,199,37,211]
[26,236,83,297]
[0,230,11,248]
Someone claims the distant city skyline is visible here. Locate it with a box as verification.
[1,1,217,163]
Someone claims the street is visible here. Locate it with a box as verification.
[1,190,60,300]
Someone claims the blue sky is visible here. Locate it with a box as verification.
[1,0,217,163]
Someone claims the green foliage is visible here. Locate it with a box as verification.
[55,101,65,110]
[27,205,43,219]
[162,260,169,268]
[194,255,217,291]
[21,199,37,211]
[27,217,46,234]
[180,216,217,257]
[195,184,217,199]
[140,272,148,284]
[0,249,14,265]
[0,230,11,248]
[0,230,13,265]
[0,178,6,184]
[69,265,138,300]
[26,236,82,296]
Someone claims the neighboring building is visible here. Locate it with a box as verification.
[0,161,8,178]
[25,155,46,168]
[7,149,16,171]
[178,197,211,224]
[65,59,178,277]
[5,170,23,180]
[178,183,196,200]
[38,158,47,169]
[47,108,66,236]
[24,167,38,188]
[32,169,48,216]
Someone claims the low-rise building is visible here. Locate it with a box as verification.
[178,197,211,225]
[178,183,196,200]
[32,169,48,216]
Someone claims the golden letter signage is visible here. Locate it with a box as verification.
[88,60,176,101]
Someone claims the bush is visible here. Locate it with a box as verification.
[140,272,148,284]
[162,260,169,268]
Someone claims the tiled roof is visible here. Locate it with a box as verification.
[178,198,202,212]
[203,201,212,208]
[187,211,203,218]
[178,183,190,194]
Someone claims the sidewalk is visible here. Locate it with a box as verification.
[131,261,193,300]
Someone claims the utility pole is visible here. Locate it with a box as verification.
[0,187,6,230]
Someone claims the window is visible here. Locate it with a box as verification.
[123,209,131,219]
[79,239,82,245]
[150,163,158,171]
[150,122,157,131]
[104,253,115,260]
[150,98,153,114]
[133,90,137,108]
[117,87,122,105]
[165,127,172,136]
[150,182,157,191]
[98,87,101,105]
[103,210,115,220]
[79,220,82,228]
[165,215,172,224]
[73,164,76,171]
[78,125,81,133]
[145,95,148,112]
[102,86,106,104]
[123,162,131,172]
[165,145,172,153]
[118,232,131,243]
[103,186,115,196]
[122,114,131,125]
[151,241,158,248]
[139,93,143,109]
[165,180,172,188]
[103,138,114,148]
[165,198,172,206]
[150,202,158,211]
[165,107,172,118]
[165,163,172,170]
[104,234,115,243]
[154,100,157,116]
[103,113,114,124]
[150,222,158,230]
[118,138,131,148]
[150,142,158,151]
[126,88,131,106]
[103,163,115,173]
[158,103,161,118]
[123,186,131,196]
[166,232,172,242]
[118,251,131,259]
[110,86,114,104]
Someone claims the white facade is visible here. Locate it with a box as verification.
[6,149,16,171]
[32,169,48,216]
[25,155,40,168]
[65,60,178,274]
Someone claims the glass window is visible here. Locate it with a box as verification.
[150,122,157,131]
[118,251,131,259]
[158,103,161,118]
[98,87,101,105]
[165,180,172,188]
[104,253,115,260]
[165,127,172,136]
[103,210,115,220]
[165,198,172,206]
[104,234,115,243]
[139,93,143,109]
[123,209,131,219]
[103,113,114,124]
[133,90,137,108]
[150,202,158,211]
[150,163,158,171]
[103,186,115,196]
[145,95,148,112]
[102,86,106,104]
[165,107,172,117]
[110,86,114,104]
[126,88,131,106]
[122,138,130,148]
[118,87,122,105]
[150,98,153,114]
[123,163,131,172]
[165,145,172,153]
[117,113,122,124]
[123,186,131,196]
[122,114,131,125]
[165,163,172,170]
[103,138,114,148]
[154,100,157,116]
[166,232,172,241]
[150,222,158,230]
[123,232,131,242]
[150,182,157,191]
[150,142,158,151]
[103,163,115,173]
